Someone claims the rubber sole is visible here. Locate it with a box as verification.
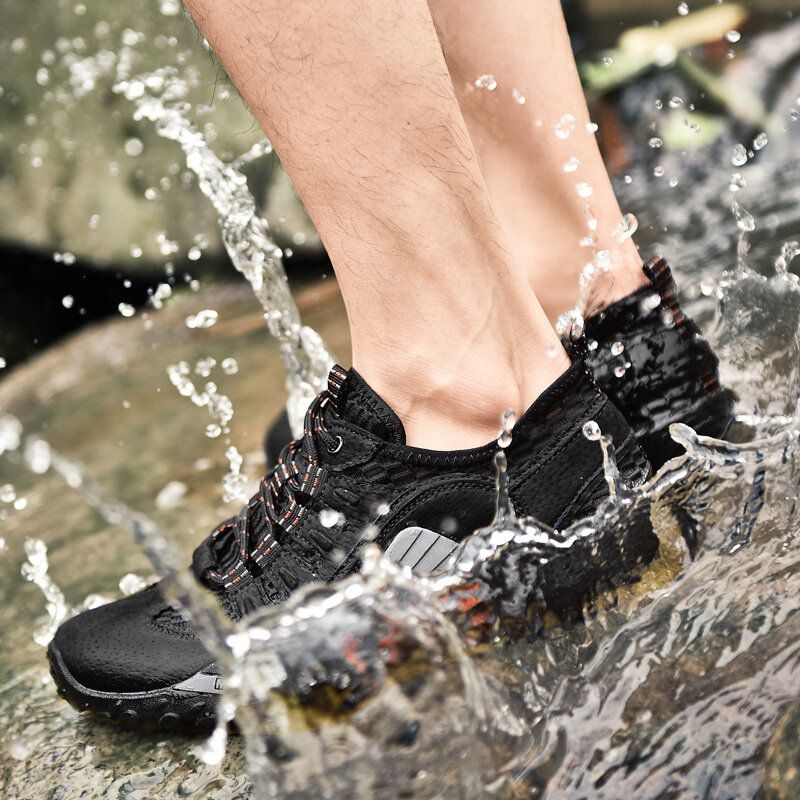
[47,642,220,732]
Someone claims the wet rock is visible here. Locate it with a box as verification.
[0,279,348,800]
[762,698,800,800]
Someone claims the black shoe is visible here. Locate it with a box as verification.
[582,257,736,469]
[49,361,652,730]
[263,259,736,471]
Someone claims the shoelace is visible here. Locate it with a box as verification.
[204,366,347,588]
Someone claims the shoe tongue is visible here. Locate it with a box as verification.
[332,367,406,444]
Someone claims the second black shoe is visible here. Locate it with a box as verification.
[582,257,736,469]
[49,360,652,730]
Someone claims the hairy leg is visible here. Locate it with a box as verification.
[428,0,648,324]
[184,0,568,449]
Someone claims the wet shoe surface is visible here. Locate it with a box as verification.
[50,361,652,731]
[583,257,736,469]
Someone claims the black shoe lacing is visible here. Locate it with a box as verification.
[200,365,347,588]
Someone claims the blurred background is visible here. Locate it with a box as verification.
[1,0,798,371]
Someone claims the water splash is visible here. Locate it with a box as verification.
[20,539,68,647]
[166,359,251,502]
[113,67,335,436]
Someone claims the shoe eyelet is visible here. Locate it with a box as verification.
[327,435,344,454]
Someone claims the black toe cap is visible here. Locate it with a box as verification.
[51,584,215,693]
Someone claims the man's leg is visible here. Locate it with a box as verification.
[183,0,568,449]
[428,0,647,324]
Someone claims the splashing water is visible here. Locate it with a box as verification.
[7,241,800,796]
[20,539,68,647]
[113,66,335,436]
[167,359,252,502]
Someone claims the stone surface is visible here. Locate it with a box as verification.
[0,278,348,798]
[763,699,800,800]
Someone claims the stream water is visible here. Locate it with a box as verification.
[3,6,800,800]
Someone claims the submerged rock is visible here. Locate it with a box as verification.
[763,699,800,800]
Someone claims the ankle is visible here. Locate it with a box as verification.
[522,240,648,324]
[354,331,570,450]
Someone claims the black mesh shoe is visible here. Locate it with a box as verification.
[583,257,736,469]
[49,361,652,731]
[264,259,735,471]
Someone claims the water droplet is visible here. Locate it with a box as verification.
[194,357,216,378]
[614,364,627,378]
[124,137,144,157]
[677,2,689,14]
[221,357,239,375]
[669,96,684,108]
[732,198,755,232]
[731,143,748,166]
[611,341,625,356]
[158,0,181,14]
[729,173,746,192]
[129,244,143,259]
[497,408,515,449]
[25,438,51,474]
[555,114,576,139]
[725,29,741,43]
[119,572,153,595]
[511,88,526,104]
[205,423,222,438]
[601,56,614,66]
[654,43,678,66]
[576,182,593,198]
[753,132,768,151]
[118,302,135,318]
[474,74,497,91]
[640,293,662,313]
[587,338,598,351]
[586,121,599,134]
[612,213,638,244]
[563,156,580,173]
[185,309,218,329]
[319,508,342,528]
[648,137,663,149]
[61,295,74,308]
[582,420,601,441]
[653,166,665,177]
